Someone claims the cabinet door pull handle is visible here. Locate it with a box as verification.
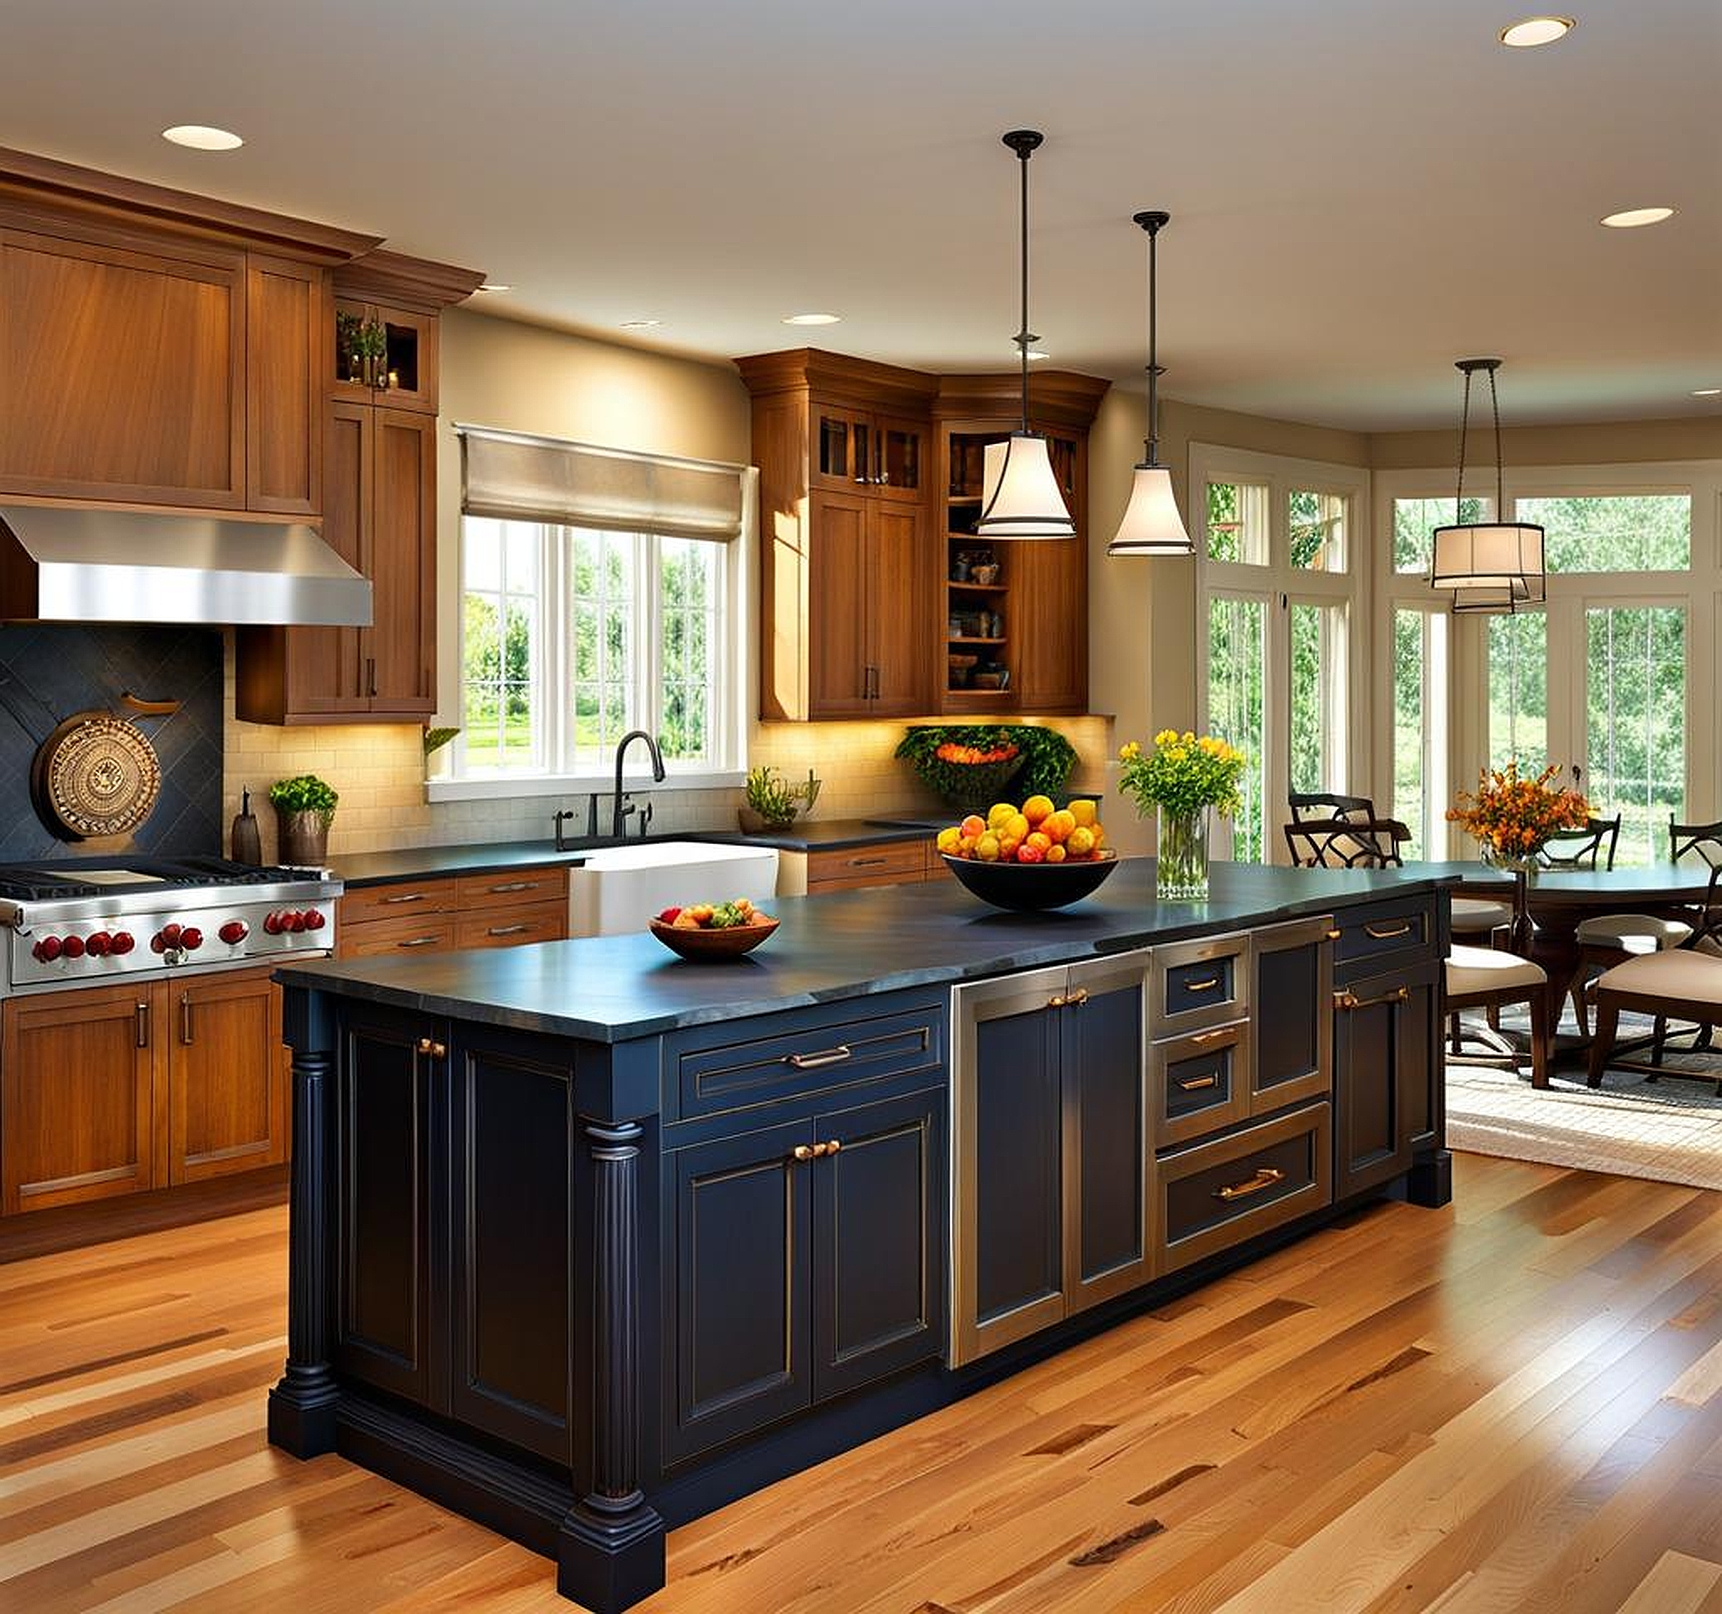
[180,992,193,1046]
[415,1037,447,1059]
[786,1044,852,1070]
[823,1138,842,1155]
[136,1000,149,1048]
[850,856,890,868]
[1183,975,1221,993]
[1364,921,1413,940]
[792,1143,817,1162]
[366,657,378,698]
[1215,1166,1286,1202]
[1188,1027,1233,1045]
[1334,985,1410,1012]
[489,881,534,894]
[1068,987,1089,1006]
[380,891,428,905]
[1048,993,1068,1009]
[1325,928,1342,941]
[487,923,531,937]
[398,935,441,948]
[1176,1073,1220,1092]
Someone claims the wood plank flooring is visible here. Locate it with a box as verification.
[7,1152,1722,1612]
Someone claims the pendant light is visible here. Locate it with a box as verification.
[976,130,1076,540]
[1429,357,1545,611]
[1108,210,1194,557]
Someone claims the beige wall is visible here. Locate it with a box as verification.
[1369,415,1722,471]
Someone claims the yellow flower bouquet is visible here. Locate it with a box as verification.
[1117,730,1248,900]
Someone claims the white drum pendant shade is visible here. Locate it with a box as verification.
[1449,566,1548,614]
[976,434,1075,539]
[1107,462,1191,557]
[1430,520,1545,590]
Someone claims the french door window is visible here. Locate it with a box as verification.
[1585,604,1686,865]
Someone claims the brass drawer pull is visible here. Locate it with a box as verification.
[1048,987,1089,1010]
[792,1144,816,1162]
[135,1000,150,1049]
[380,891,429,905]
[849,855,890,868]
[1176,1073,1220,1092]
[823,1138,842,1155]
[1363,920,1413,940]
[786,1044,852,1070]
[398,935,441,948]
[1183,975,1221,993]
[1334,985,1410,1012]
[1215,1166,1286,1202]
[415,1037,447,1059]
[487,923,530,937]
[800,1138,845,1160]
[1325,928,1342,941]
[488,881,534,894]
[1188,1027,1234,1045]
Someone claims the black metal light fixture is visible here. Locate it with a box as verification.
[1108,209,1193,558]
[1430,357,1545,613]
[975,130,1077,540]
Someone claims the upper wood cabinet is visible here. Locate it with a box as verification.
[247,254,326,515]
[333,296,439,415]
[739,350,938,722]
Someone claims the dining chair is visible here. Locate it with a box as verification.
[1283,818,1404,869]
[1588,865,1722,1094]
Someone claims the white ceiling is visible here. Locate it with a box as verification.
[1,0,1717,430]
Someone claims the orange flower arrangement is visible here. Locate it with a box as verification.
[1446,762,1589,862]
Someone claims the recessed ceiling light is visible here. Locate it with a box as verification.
[161,125,243,151]
[619,318,663,331]
[782,312,841,326]
[1601,206,1676,228]
[476,282,513,294]
[1499,15,1575,47]
[1694,388,1722,398]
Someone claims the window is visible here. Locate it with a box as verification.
[1208,594,1268,862]
[1289,488,1346,572]
[1518,494,1691,573]
[1206,479,1269,565]
[1585,605,1685,865]
[1390,607,1448,858]
[1393,495,1486,574]
[462,518,542,773]
[1486,612,1548,772]
[1288,602,1347,794]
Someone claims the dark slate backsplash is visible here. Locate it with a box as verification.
[0,625,223,860]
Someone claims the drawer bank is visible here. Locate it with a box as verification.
[268,859,1454,1612]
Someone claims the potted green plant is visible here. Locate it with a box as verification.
[739,765,821,833]
[269,773,339,866]
[336,310,388,389]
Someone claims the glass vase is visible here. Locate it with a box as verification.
[1156,805,1210,901]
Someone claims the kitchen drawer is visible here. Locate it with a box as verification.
[1151,932,1248,1038]
[1155,1101,1331,1275]
[1150,1020,1251,1148]
[340,878,458,928]
[337,913,457,959]
[665,996,945,1124]
[1332,898,1435,979]
[807,842,927,889]
[455,900,566,951]
[454,865,569,911]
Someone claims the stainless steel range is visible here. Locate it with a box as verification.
[0,855,342,996]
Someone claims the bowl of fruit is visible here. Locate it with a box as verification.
[648,898,779,960]
[935,796,1119,913]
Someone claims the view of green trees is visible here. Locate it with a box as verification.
[1520,494,1689,572]
[1585,605,1685,865]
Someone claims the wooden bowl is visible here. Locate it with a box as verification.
[648,915,779,960]
[940,850,1120,912]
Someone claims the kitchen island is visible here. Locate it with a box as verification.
[268,859,1454,1612]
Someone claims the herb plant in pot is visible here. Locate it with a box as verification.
[739,766,821,833]
[269,774,339,867]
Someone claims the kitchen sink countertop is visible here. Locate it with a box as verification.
[327,818,933,888]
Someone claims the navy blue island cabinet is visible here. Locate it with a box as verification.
[266,860,1454,1612]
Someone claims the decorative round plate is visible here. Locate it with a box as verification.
[36,713,163,839]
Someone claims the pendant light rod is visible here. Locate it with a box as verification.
[1132,210,1171,465]
[1002,130,1042,434]
[1452,356,1503,518]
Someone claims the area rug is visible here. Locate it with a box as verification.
[1446,1053,1722,1191]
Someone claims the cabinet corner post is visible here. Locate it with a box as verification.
[1406,1147,1454,1208]
[561,1117,664,1613]
[268,987,341,1456]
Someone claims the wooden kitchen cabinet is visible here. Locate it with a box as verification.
[333,295,439,414]
[168,968,289,1185]
[246,254,326,515]
[337,867,569,959]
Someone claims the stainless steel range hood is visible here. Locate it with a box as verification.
[0,505,373,627]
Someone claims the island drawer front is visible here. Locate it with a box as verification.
[807,843,927,888]
[1151,1021,1252,1148]
[1155,1101,1331,1274]
[667,998,946,1124]
[454,866,570,911]
[1152,933,1249,1037]
[338,913,459,959]
[341,878,459,928]
[454,900,567,951]
[1333,898,1435,978]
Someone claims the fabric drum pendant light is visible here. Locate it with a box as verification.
[976,130,1076,540]
[1109,210,1193,557]
[1429,357,1546,611]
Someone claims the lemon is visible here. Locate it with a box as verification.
[987,802,1017,830]
[1068,799,1098,828]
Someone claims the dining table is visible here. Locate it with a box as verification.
[1404,858,1714,1042]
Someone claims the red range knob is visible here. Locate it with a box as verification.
[111,931,135,955]
[160,923,182,946]
[283,911,306,933]
[263,912,283,935]
[61,935,86,960]
[180,927,204,952]
[86,931,112,957]
[219,920,249,945]
[32,935,61,962]
[304,909,326,931]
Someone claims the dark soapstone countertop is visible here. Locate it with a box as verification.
[283,858,1454,1044]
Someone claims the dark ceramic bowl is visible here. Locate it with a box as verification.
[648,915,779,960]
[940,850,1120,913]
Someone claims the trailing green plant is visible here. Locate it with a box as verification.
[422,725,461,757]
[268,773,339,824]
[744,765,821,826]
[895,724,1077,800]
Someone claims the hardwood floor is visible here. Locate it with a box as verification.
[7,1152,1722,1611]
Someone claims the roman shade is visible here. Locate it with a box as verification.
[458,425,746,542]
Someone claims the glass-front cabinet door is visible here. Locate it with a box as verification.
[811,405,873,493]
[874,415,926,504]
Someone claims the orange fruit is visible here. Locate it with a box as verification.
[1091,823,1107,848]
[987,802,1016,830]
[1067,825,1096,858]
[1045,843,1067,863]
[937,826,962,854]
[998,834,1021,859]
[976,834,1001,862]
[1022,795,1054,826]
[1004,813,1030,843]
[1069,799,1098,828]
[1026,831,1051,853]
[960,814,986,840]
[1043,809,1076,844]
